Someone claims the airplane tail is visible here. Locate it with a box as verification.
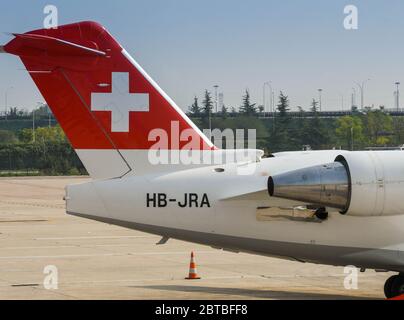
[3,21,215,179]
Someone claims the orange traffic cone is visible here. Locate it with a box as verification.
[185,251,201,280]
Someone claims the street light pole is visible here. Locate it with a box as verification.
[213,85,219,113]
[355,79,371,110]
[395,82,400,111]
[318,89,323,112]
[351,87,356,110]
[263,83,266,113]
[207,91,212,141]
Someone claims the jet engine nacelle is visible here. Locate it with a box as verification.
[339,152,404,216]
[268,151,404,217]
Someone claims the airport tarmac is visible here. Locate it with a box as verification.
[0,176,392,300]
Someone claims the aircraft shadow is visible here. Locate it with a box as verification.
[132,284,378,300]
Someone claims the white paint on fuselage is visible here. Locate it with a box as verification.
[66,150,404,260]
[75,149,264,179]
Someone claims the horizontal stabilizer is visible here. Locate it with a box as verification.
[6,33,106,57]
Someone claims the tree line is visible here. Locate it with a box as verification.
[1,104,52,120]
[187,90,404,152]
[0,91,403,175]
[0,126,85,176]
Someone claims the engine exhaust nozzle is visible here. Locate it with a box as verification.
[268,161,351,211]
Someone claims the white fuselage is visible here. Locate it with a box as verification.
[66,150,404,272]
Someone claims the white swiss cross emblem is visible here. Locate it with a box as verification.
[91,72,149,132]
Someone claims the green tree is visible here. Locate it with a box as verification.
[0,130,18,144]
[277,91,290,116]
[310,99,318,113]
[8,107,20,119]
[336,116,365,150]
[18,126,66,144]
[300,99,329,149]
[258,105,264,114]
[32,103,51,117]
[188,96,201,116]
[17,129,33,144]
[392,117,404,146]
[201,90,213,128]
[269,92,294,151]
[0,140,86,175]
[220,104,228,119]
[362,110,393,146]
[210,116,269,150]
[239,90,257,116]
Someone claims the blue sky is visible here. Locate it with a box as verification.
[0,0,403,112]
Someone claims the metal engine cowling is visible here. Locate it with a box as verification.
[268,161,350,212]
[268,151,404,217]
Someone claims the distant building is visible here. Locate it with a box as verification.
[218,93,224,110]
